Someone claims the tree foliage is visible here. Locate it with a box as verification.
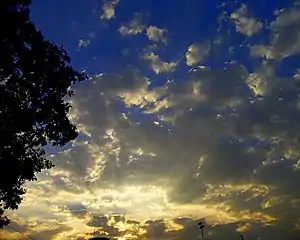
[0,0,86,227]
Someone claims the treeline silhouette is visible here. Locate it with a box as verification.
[0,0,86,227]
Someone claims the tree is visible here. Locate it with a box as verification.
[0,0,86,227]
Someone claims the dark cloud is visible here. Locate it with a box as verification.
[28,226,72,240]
[144,219,166,239]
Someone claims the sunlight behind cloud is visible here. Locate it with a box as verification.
[5,1,300,239]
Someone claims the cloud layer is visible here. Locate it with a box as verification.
[5,1,300,240]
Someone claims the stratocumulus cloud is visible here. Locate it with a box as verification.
[4,1,300,240]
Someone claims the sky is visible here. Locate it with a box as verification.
[2,0,300,239]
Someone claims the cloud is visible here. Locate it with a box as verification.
[9,54,300,238]
[230,4,263,36]
[100,0,120,20]
[146,26,168,44]
[0,230,23,240]
[251,4,300,59]
[119,13,145,36]
[77,32,96,49]
[4,2,300,240]
[186,41,210,66]
[78,39,91,48]
[143,52,177,74]
[6,56,300,240]
[118,16,168,43]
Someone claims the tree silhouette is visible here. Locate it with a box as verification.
[0,209,9,229]
[0,0,86,227]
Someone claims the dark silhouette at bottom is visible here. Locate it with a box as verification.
[88,222,247,240]
[198,221,205,240]
[198,221,245,240]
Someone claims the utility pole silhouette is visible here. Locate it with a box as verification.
[198,221,205,240]
[238,234,244,240]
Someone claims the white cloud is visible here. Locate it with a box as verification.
[77,32,96,49]
[186,41,210,66]
[119,13,145,36]
[250,44,274,59]
[143,52,177,74]
[269,7,300,58]
[100,0,120,20]
[230,4,263,36]
[146,26,168,44]
[78,39,91,48]
[250,5,300,60]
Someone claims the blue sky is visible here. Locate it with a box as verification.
[30,0,290,74]
[3,1,300,240]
